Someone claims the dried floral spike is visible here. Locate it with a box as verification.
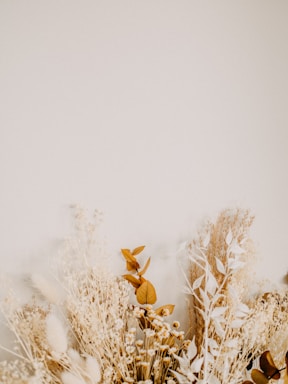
[251,369,269,384]
[136,280,157,304]
[260,351,280,379]
[132,245,145,255]
[155,304,175,316]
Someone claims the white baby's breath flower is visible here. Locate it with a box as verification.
[133,307,145,317]
[114,318,124,330]
[143,329,155,338]
[136,340,144,347]
[126,345,136,354]
[147,349,155,357]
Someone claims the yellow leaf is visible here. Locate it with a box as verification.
[121,249,134,261]
[132,245,145,256]
[136,280,157,305]
[138,257,151,276]
[121,248,140,270]
[123,274,141,289]
[155,304,175,316]
[251,369,269,384]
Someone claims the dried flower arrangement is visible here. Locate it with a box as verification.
[0,207,287,384]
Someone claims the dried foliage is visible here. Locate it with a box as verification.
[174,209,288,384]
[0,206,287,384]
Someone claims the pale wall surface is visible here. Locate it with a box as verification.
[0,1,288,307]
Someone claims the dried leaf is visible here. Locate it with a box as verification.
[230,319,244,329]
[229,243,246,254]
[155,304,175,316]
[199,287,210,309]
[236,303,250,316]
[191,356,204,373]
[225,229,233,245]
[260,351,280,379]
[211,306,227,319]
[138,257,151,276]
[132,245,145,255]
[228,257,245,271]
[213,318,225,338]
[251,369,269,384]
[206,271,218,295]
[126,260,140,271]
[215,257,226,274]
[136,280,157,304]
[122,274,141,289]
[192,275,204,290]
[121,248,133,261]
[170,370,191,384]
[172,354,190,371]
[187,337,197,360]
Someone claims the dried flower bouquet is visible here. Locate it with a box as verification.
[0,207,287,384]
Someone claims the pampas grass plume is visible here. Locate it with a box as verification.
[31,273,61,304]
[85,355,101,383]
[61,372,86,384]
[68,348,83,365]
[46,313,67,354]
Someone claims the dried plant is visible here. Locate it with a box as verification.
[0,206,287,384]
[174,209,269,383]
[0,206,188,383]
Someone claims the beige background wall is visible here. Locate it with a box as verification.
[1,1,288,310]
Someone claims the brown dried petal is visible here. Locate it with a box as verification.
[251,369,269,384]
[260,351,280,379]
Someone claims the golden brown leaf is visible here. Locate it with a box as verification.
[155,304,175,316]
[123,274,141,289]
[121,248,134,261]
[132,245,145,256]
[126,260,140,271]
[121,249,140,270]
[138,257,151,276]
[136,280,157,304]
[251,369,269,384]
[260,351,280,379]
